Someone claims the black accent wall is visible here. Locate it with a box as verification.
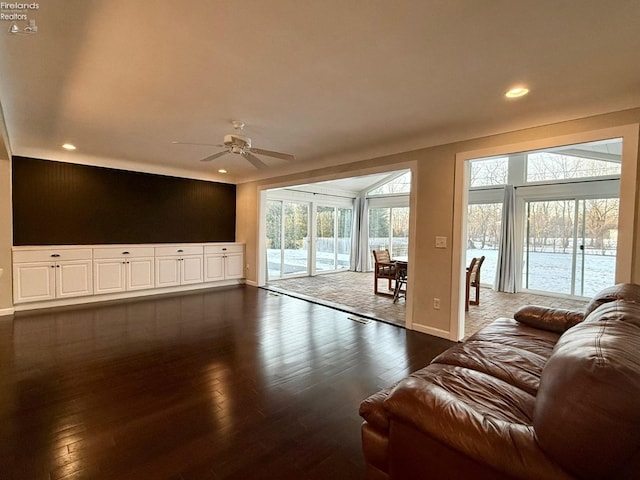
[12,157,236,246]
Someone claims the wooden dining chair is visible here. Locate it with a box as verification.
[465,255,485,311]
[373,249,396,296]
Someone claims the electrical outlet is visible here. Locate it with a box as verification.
[433,298,441,309]
[435,236,447,248]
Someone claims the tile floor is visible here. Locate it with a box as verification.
[267,271,588,338]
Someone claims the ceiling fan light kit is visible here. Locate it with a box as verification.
[224,133,251,151]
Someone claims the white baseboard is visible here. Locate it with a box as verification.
[0,307,15,317]
[411,323,454,341]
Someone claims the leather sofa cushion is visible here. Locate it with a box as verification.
[464,317,561,358]
[534,300,640,479]
[385,364,572,479]
[360,319,561,432]
[432,339,548,396]
[514,305,584,333]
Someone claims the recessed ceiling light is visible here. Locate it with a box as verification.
[218,168,228,174]
[505,86,529,98]
[62,143,77,151]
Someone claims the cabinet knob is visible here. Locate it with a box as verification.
[122,251,130,255]
[222,248,227,251]
[177,249,184,253]
[51,254,60,258]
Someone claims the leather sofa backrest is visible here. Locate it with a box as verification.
[534,297,640,479]
[583,282,640,318]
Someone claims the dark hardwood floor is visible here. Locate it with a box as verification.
[0,286,454,480]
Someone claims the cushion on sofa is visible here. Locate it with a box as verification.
[514,305,584,333]
[432,338,549,396]
[534,299,640,479]
[466,317,561,358]
[384,365,572,480]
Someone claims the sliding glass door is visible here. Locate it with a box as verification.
[266,200,309,279]
[316,206,336,272]
[266,200,283,279]
[337,208,353,269]
[315,206,352,272]
[268,199,353,279]
[523,197,618,297]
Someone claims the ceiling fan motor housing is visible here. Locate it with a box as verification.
[224,134,251,153]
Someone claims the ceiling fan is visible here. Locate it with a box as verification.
[172,121,295,169]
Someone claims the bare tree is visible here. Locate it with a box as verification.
[585,199,619,254]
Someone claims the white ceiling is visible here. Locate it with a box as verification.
[1,1,639,184]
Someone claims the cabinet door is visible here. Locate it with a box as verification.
[204,254,225,282]
[156,257,181,287]
[56,260,93,298]
[127,257,155,291]
[225,252,244,279]
[181,255,204,285]
[14,262,56,303]
[94,259,126,294]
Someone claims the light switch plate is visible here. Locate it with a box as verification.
[435,236,447,248]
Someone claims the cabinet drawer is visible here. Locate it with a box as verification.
[94,247,155,259]
[155,245,203,257]
[14,248,93,263]
[204,244,244,254]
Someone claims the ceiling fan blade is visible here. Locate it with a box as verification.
[200,151,228,162]
[243,152,268,169]
[249,147,295,161]
[172,141,224,147]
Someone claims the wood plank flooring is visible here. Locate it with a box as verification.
[0,286,454,480]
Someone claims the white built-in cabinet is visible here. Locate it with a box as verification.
[13,243,244,307]
[13,248,93,303]
[204,244,244,281]
[93,247,155,294]
[155,245,204,287]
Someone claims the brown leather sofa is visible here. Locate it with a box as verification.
[359,283,640,479]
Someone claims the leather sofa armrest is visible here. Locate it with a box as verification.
[514,305,584,333]
[359,386,394,433]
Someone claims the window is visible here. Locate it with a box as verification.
[526,153,621,182]
[266,200,283,278]
[469,157,508,187]
[315,206,352,272]
[523,198,619,297]
[368,207,409,260]
[337,208,352,269]
[266,200,309,279]
[467,137,622,297]
[368,172,411,195]
[526,139,621,182]
[466,203,502,285]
